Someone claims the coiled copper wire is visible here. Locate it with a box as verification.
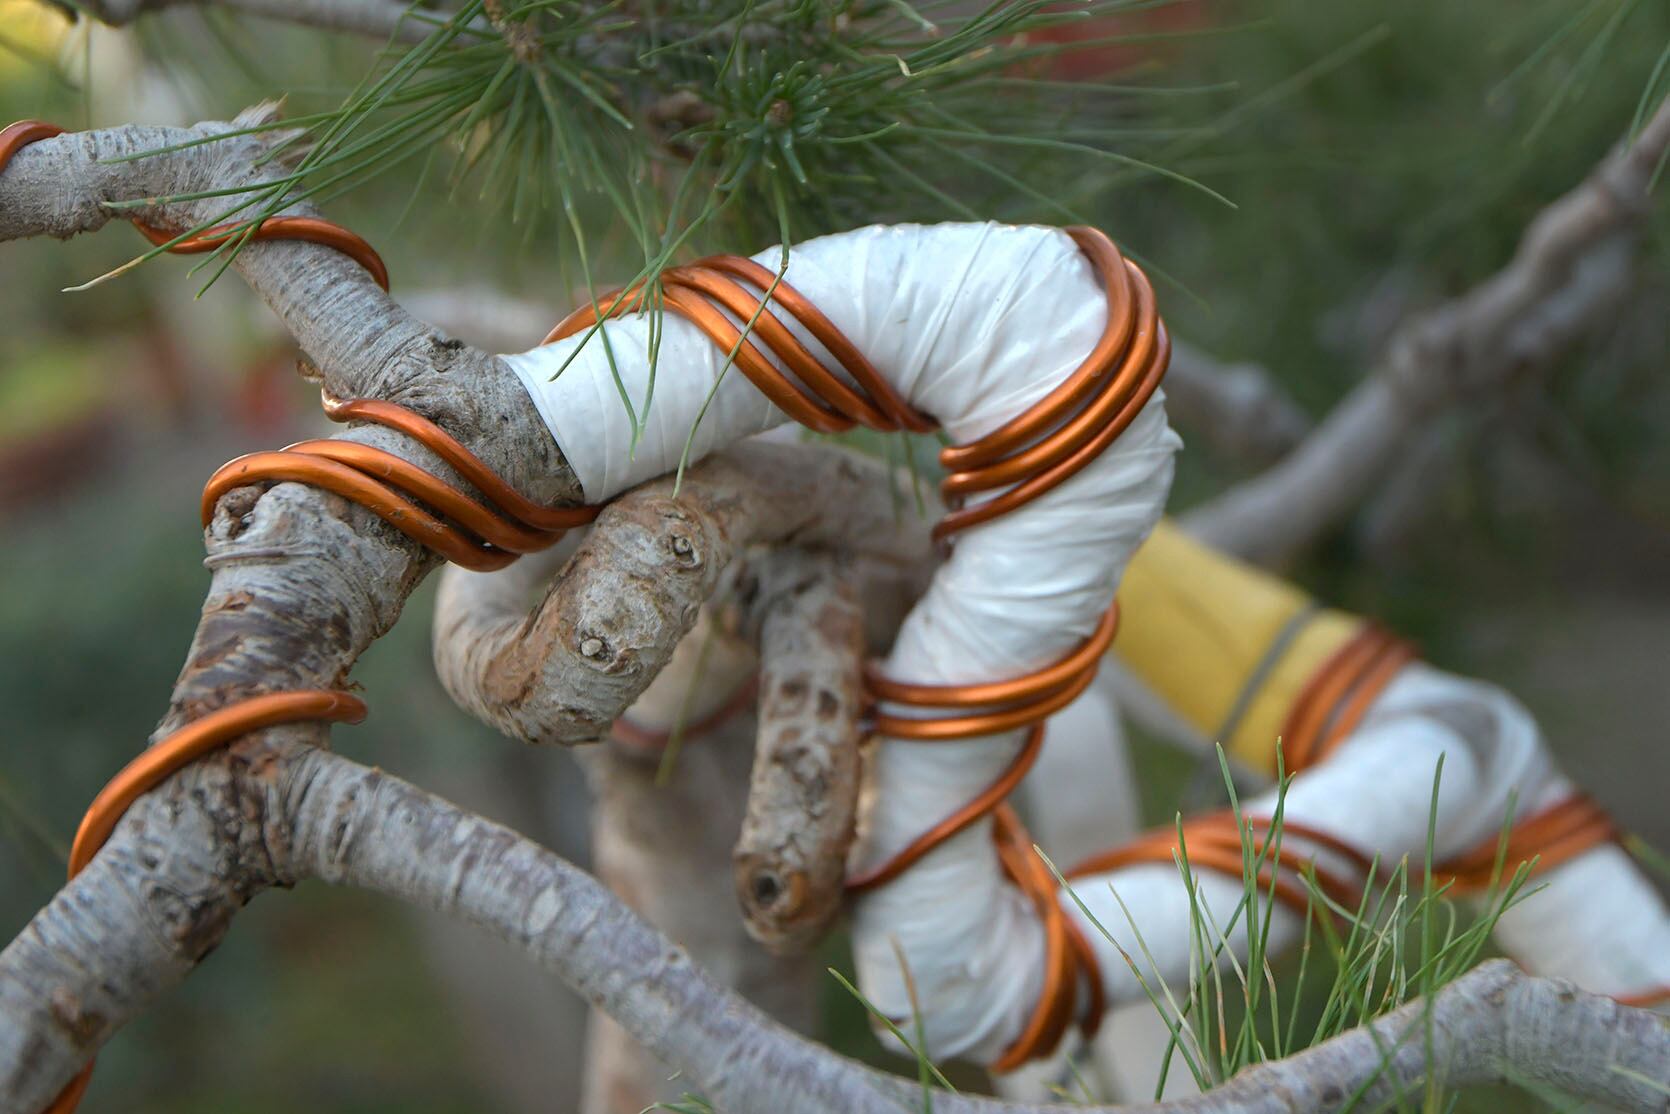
[556,225,1166,1066]
[548,226,1170,542]
[1279,624,1417,772]
[1073,622,1659,1008]
[1272,620,1631,900]
[46,692,369,1114]
[2,120,401,1114]
[1438,792,1618,895]
[202,396,601,571]
[1067,812,1375,914]
[6,129,1163,1080]
[17,114,1648,1102]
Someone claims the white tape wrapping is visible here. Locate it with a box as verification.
[504,222,1181,1061]
[500,221,1667,1067]
[1047,661,1670,1030]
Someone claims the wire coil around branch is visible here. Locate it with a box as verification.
[1,119,399,1114]
[14,114,1655,1112]
[0,121,390,291]
[558,225,1165,1066]
[1069,623,1651,973]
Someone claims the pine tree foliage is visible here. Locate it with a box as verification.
[114,1,1239,292]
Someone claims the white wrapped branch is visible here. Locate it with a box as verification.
[505,221,1181,1060]
[501,220,1668,1067]
[1060,664,1670,1018]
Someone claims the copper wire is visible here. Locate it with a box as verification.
[5,127,1165,1081]
[1071,626,1641,979]
[609,674,761,754]
[1279,624,1416,772]
[550,226,1165,1064]
[47,692,368,1114]
[1436,793,1618,896]
[201,397,601,572]
[6,117,1659,1096]
[1067,812,1375,914]
[3,120,545,1114]
[0,121,390,292]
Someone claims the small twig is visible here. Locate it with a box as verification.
[732,549,867,955]
[431,441,928,746]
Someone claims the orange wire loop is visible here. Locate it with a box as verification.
[0,120,389,291]
[47,691,366,1114]
[18,116,1645,1095]
[554,227,1167,1066]
[3,120,519,1114]
[6,126,1167,1084]
[1067,811,1375,915]
[1066,623,1646,1005]
[201,396,602,572]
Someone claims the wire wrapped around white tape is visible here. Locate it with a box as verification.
[1057,662,1670,1019]
[504,222,1181,1061]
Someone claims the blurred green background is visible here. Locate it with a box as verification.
[2,0,1667,1109]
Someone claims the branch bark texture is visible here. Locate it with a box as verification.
[286,749,1670,1114]
[4,103,1666,1114]
[731,549,866,954]
[0,112,579,1108]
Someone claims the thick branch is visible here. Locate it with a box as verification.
[578,688,819,1113]
[0,111,479,408]
[1186,95,1670,565]
[0,113,582,1107]
[286,748,1670,1114]
[67,0,435,41]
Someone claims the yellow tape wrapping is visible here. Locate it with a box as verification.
[1113,519,1362,773]
[0,3,69,81]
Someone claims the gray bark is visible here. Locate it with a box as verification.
[731,550,867,956]
[286,748,1670,1114]
[1186,95,1670,565]
[430,442,925,745]
[0,111,578,1110]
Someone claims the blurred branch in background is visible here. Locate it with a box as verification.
[59,0,436,42]
[1185,91,1670,566]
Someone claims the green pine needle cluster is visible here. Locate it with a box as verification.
[108,0,1234,292]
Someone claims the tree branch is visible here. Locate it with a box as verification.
[0,110,496,410]
[576,670,819,1113]
[1185,94,1670,565]
[731,549,867,955]
[282,748,1670,1114]
[0,112,581,1107]
[66,0,437,42]
[5,105,1664,1114]
[431,441,929,745]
